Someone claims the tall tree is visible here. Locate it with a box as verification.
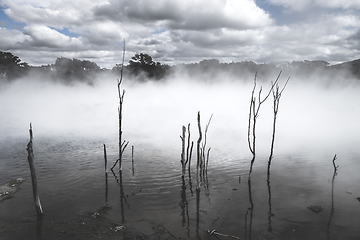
[0,51,29,80]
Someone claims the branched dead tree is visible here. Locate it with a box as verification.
[26,123,43,218]
[112,39,129,171]
[332,154,339,173]
[267,75,289,173]
[195,111,213,190]
[247,72,280,178]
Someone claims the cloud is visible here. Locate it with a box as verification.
[22,25,83,49]
[94,0,273,31]
[0,0,359,68]
[2,0,87,28]
[267,0,360,11]
[0,27,30,49]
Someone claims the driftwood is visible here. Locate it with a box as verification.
[208,229,240,239]
[26,123,43,218]
[0,178,26,201]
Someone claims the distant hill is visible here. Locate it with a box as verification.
[329,59,360,79]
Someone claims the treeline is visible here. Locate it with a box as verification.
[0,51,171,84]
[1,51,360,84]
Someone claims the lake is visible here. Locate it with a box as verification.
[0,75,360,239]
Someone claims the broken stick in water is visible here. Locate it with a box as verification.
[26,123,43,218]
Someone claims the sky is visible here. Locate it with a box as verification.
[0,0,360,69]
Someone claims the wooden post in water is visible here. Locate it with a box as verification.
[196,112,202,190]
[131,145,134,176]
[103,144,108,172]
[26,123,43,218]
[180,125,186,177]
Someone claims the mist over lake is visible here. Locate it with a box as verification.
[1,73,360,153]
[1,73,360,239]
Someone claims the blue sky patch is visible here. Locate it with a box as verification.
[0,7,25,30]
[49,26,80,38]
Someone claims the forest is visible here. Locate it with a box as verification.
[1,50,360,85]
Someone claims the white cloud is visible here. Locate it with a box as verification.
[0,0,359,68]
[22,25,83,49]
[2,0,95,29]
[267,0,360,11]
[0,28,31,49]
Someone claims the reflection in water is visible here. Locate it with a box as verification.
[111,169,129,222]
[104,144,109,204]
[327,155,338,240]
[245,178,254,240]
[267,172,273,234]
[131,146,135,176]
[196,187,200,240]
[179,175,190,237]
[36,219,43,240]
[105,172,108,204]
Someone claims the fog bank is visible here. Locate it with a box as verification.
[1,73,359,159]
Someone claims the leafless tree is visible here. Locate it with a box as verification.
[247,72,280,178]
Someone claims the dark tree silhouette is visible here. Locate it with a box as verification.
[0,51,29,80]
[127,53,170,80]
[53,57,101,82]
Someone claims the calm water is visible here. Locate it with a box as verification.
[1,76,360,239]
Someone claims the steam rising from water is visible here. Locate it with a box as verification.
[1,74,359,159]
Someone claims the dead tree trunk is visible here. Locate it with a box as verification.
[186,123,193,171]
[103,144,108,172]
[117,40,128,171]
[201,114,212,189]
[131,145,135,176]
[112,40,129,172]
[196,112,202,190]
[247,72,280,179]
[267,76,289,174]
[180,125,186,177]
[26,123,43,218]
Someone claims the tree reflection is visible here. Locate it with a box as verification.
[267,172,273,234]
[105,172,108,204]
[179,175,190,237]
[327,155,339,240]
[245,178,254,240]
[111,169,129,223]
